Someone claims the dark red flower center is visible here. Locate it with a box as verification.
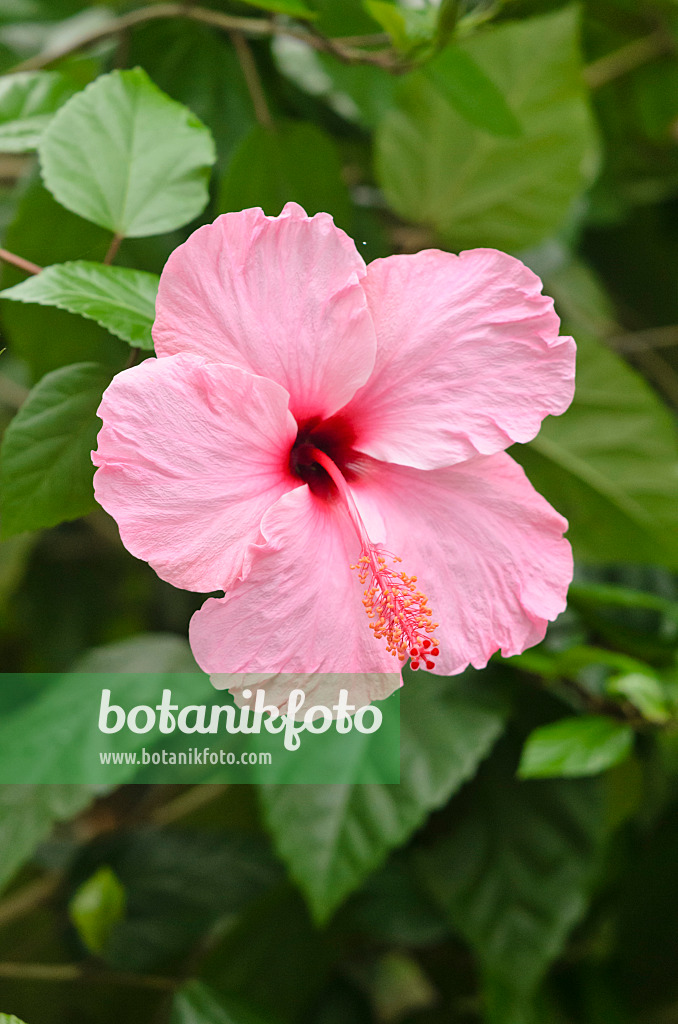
[289,413,364,498]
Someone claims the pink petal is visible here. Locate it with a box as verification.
[361,453,573,675]
[342,249,575,469]
[210,672,400,717]
[153,203,377,422]
[93,353,298,592]
[189,486,399,675]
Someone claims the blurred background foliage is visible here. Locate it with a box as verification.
[1,0,678,1022]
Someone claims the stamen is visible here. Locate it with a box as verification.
[309,447,440,670]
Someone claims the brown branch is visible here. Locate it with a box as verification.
[584,29,674,89]
[150,783,227,826]
[8,3,403,75]
[610,325,678,353]
[0,961,176,991]
[229,30,272,129]
[0,874,60,930]
[0,247,42,276]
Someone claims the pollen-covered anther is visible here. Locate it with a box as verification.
[353,549,440,669]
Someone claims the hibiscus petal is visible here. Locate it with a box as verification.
[189,486,398,676]
[93,353,298,592]
[343,249,575,469]
[210,672,400,717]
[153,203,376,422]
[361,453,573,675]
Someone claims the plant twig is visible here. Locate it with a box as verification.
[229,30,272,128]
[103,233,124,265]
[9,3,403,75]
[584,29,674,89]
[0,874,60,930]
[0,247,42,276]
[151,783,227,826]
[0,961,176,990]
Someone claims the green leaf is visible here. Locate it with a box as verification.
[0,532,35,612]
[364,0,437,53]
[607,673,672,724]
[0,1015,30,1023]
[418,749,604,1014]
[199,886,333,1020]
[425,47,522,137]
[235,0,316,16]
[519,716,634,779]
[105,829,281,973]
[364,2,410,49]
[514,333,678,569]
[38,67,216,238]
[69,865,126,955]
[172,981,274,1024]
[0,261,158,349]
[259,669,507,922]
[0,362,112,539]
[219,121,351,230]
[376,6,599,250]
[0,784,96,893]
[0,70,75,151]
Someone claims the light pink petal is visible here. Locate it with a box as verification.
[153,203,377,422]
[189,486,398,675]
[92,353,298,592]
[362,453,573,675]
[342,249,576,469]
[210,672,400,717]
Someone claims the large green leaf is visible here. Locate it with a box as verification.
[375,6,599,250]
[514,333,678,568]
[518,716,634,779]
[418,746,604,1021]
[0,70,75,151]
[0,784,96,893]
[172,982,273,1024]
[0,261,158,349]
[259,669,507,922]
[219,120,351,230]
[103,829,280,973]
[0,362,112,539]
[38,67,216,238]
[425,47,522,137]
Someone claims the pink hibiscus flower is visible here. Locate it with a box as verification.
[92,203,574,695]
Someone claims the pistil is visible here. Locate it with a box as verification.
[309,448,439,670]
